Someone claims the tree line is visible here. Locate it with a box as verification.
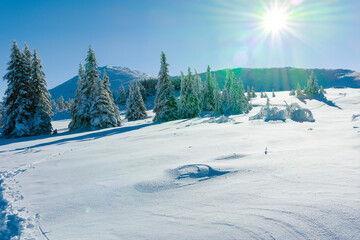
[1,42,324,138]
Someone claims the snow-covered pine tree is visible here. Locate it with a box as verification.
[251,86,257,98]
[247,86,251,100]
[90,69,121,129]
[57,96,65,110]
[289,89,296,96]
[229,75,251,114]
[296,83,303,96]
[153,52,178,122]
[272,89,276,97]
[1,41,33,138]
[126,83,147,121]
[76,45,100,129]
[221,70,234,113]
[116,84,127,105]
[214,90,223,114]
[202,65,216,111]
[179,68,201,119]
[31,49,53,135]
[194,70,203,109]
[260,92,264,98]
[304,71,320,95]
[69,63,86,130]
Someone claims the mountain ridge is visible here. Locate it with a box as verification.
[49,66,360,100]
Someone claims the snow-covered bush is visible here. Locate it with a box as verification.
[285,103,314,122]
[249,103,286,122]
[250,101,314,122]
[203,115,234,124]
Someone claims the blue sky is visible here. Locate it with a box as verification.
[1,0,359,97]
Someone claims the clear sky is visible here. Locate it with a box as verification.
[1,0,359,97]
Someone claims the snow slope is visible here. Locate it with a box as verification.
[0,88,360,239]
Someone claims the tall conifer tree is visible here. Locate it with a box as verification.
[153,52,178,122]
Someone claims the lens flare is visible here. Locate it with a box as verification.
[262,6,289,33]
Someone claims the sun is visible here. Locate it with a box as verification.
[262,6,289,33]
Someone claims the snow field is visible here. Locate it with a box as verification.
[0,88,359,239]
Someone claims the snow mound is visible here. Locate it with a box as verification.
[203,116,234,124]
[286,103,315,122]
[134,164,231,193]
[249,105,286,122]
[250,102,314,122]
[216,153,247,160]
[171,164,230,179]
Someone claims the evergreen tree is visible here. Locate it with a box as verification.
[251,86,257,98]
[179,68,201,118]
[73,45,99,129]
[117,84,127,105]
[90,69,121,129]
[214,90,224,114]
[296,83,303,96]
[153,52,178,122]
[260,92,264,98]
[272,89,276,97]
[229,75,250,114]
[69,63,86,130]
[1,41,33,138]
[221,70,234,113]
[304,71,320,95]
[57,96,65,110]
[202,65,216,111]
[194,70,203,108]
[289,89,296,96]
[126,83,147,120]
[247,86,251,100]
[31,49,53,135]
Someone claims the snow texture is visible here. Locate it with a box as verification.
[0,88,359,239]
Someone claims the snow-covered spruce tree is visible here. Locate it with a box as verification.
[70,45,99,130]
[251,86,257,98]
[221,70,234,113]
[202,65,216,111]
[194,70,203,109]
[214,89,224,114]
[1,41,33,138]
[69,63,86,130]
[296,83,303,97]
[289,89,296,96]
[229,75,251,114]
[31,49,53,135]
[90,69,121,129]
[153,52,178,122]
[56,96,65,110]
[179,68,201,119]
[117,84,127,105]
[272,89,276,97]
[304,71,320,95]
[126,83,147,121]
[247,86,251,100]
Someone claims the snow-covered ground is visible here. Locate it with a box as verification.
[1,88,360,239]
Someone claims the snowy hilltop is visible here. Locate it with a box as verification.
[49,66,154,100]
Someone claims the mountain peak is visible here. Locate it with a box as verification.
[49,66,155,100]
